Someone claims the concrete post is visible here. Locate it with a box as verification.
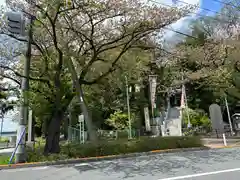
[27,109,33,143]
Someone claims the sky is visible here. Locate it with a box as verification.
[0,0,223,132]
[158,0,223,43]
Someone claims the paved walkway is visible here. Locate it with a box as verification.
[0,148,14,156]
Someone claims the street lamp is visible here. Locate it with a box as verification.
[125,76,132,139]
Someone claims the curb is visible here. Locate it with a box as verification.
[0,147,209,170]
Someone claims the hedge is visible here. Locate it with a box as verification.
[27,136,203,163]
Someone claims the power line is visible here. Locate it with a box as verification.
[149,0,238,25]
[211,0,240,9]
[176,0,222,15]
[148,0,239,46]
[177,0,240,15]
[163,26,203,41]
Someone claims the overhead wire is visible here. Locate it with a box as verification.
[147,0,240,51]
[149,0,238,25]
[211,0,240,9]
[176,0,223,15]
[146,0,240,75]
[147,0,225,49]
[148,0,231,43]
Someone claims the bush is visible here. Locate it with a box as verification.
[26,136,203,163]
[105,110,130,130]
[183,108,211,128]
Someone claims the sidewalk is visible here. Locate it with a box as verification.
[204,140,240,148]
[0,148,14,155]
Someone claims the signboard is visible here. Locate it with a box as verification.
[209,104,224,132]
[144,107,151,131]
[149,75,157,109]
[78,114,84,123]
[78,114,85,144]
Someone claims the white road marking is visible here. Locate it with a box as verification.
[158,167,240,180]
[2,166,48,172]
[74,163,92,167]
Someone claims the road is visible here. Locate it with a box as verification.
[1,147,240,180]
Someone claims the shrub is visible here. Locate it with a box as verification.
[183,108,211,128]
[105,110,137,130]
[26,136,203,163]
[105,110,129,130]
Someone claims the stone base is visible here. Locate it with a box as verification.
[15,153,27,164]
[26,141,35,149]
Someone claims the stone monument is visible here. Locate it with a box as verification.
[209,104,224,134]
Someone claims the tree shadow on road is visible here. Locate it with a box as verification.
[56,148,240,179]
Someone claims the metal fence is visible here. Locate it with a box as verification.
[68,126,86,143]
[182,126,210,136]
[67,126,141,143]
[97,129,141,140]
[182,125,236,138]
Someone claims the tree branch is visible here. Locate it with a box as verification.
[80,28,153,85]
[0,73,20,85]
[0,86,18,91]
[36,3,64,91]
[0,65,51,85]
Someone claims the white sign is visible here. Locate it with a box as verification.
[78,114,84,123]
[144,107,151,131]
[149,75,157,109]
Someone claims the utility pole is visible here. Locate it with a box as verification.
[181,75,191,128]
[6,5,34,162]
[184,89,191,128]
[125,76,132,139]
[6,11,28,163]
[16,15,33,163]
[225,96,234,135]
[16,0,35,163]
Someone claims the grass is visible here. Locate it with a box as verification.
[0,137,9,143]
[0,155,10,165]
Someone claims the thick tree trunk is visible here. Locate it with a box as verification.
[66,59,97,141]
[79,84,97,141]
[44,111,63,154]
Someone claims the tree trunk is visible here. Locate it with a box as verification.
[63,116,68,140]
[31,114,35,141]
[44,111,63,154]
[66,59,97,141]
[79,84,97,141]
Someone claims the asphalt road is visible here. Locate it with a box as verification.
[1,147,240,180]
